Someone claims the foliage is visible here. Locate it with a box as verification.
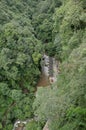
[53,0,86,60]
[26,120,42,130]
[44,42,57,57]
[0,0,86,130]
[32,0,61,43]
[0,0,42,129]
[33,0,86,130]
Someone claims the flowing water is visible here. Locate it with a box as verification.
[37,73,50,87]
[13,54,58,130]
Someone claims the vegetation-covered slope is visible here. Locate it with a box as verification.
[0,0,42,129]
[0,0,86,130]
[33,0,86,130]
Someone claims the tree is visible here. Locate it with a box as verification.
[0,0,42,129]
[33,0,86,130]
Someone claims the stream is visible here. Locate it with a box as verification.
[37,73,50,87]
[13,54,58,130]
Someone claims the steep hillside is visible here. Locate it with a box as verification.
[33,0,86,130]
[0,0,42,129]
[0,0,86,130]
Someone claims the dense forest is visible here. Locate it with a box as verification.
[0,0,86,130]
